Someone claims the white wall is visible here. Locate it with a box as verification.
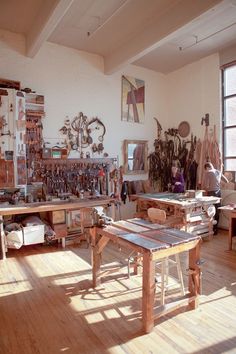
[0,29,169,219]
[0,30,228,220]
[219,43,236,67]
[0,29,168,168]
[166,53,221,141]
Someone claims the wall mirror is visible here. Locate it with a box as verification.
[123,139,148,174]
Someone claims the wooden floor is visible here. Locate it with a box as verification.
[1,231,236,354]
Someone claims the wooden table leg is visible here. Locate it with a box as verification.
[229,213,233,250]
[90,228,110,288]
[90,227,102,288]
[142,252,155,333]
[0,215,6,260]
[111,203,116,221]
[188,242,200,310]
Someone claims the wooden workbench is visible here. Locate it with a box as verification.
[218,205,236,250]
[131,192,220,238]
[90,218,201,333]
[0,196,115,259]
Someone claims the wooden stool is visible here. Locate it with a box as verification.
[147,207,185,305]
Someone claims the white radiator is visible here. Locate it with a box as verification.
[219,189,236,230]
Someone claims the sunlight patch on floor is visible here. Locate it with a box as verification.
[0,279,33,296]
[104,308,121,319]
[53,276,79,286]
[85,312,105,324]
[25,250,90,277]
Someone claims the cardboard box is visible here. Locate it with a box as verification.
[23,225,45,245]
[48,210,66,224]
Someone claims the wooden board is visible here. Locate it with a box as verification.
[118,233,169,251]
[102,225,129,236]
[141,230,188,246]
[128,218,167,230]
[163,228,201,242]
[112,220,149,233]
[0,197,114,216]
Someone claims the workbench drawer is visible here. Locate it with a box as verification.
[48,210,66,224]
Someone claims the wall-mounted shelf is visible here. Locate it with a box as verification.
[25,93,45,116]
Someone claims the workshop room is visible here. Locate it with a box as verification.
[1,0,236,353]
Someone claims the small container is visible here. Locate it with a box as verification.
[26,194,33,203]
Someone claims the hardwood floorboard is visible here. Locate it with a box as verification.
[1,231,236,353]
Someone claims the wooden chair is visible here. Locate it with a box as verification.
[147,207,185,306]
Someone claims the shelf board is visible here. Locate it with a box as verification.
[26,110,45,117]
[26,102,44,107]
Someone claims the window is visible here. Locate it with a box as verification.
[123,140,148,174]
[222,63,236,171]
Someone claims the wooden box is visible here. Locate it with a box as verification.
[52,223,67,238]
[48,210,66,224]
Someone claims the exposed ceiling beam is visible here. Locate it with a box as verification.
[26,0,74,58]
[104,0,222,74]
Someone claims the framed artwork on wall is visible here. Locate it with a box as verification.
[121,75,145,123]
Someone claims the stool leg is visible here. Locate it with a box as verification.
[175,254,185,296]
[165,257,169,287]
[127,258,131,278]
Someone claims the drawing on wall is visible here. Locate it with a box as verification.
[121,75,145,123]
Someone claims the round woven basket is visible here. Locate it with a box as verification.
[178,121,190,138]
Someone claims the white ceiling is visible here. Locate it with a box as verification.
[0,0,236,74]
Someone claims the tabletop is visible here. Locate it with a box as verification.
[131,192,220,209]
[0,196,114,216]
[100,218,201,253]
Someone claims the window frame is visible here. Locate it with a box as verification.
[221,61,236,171]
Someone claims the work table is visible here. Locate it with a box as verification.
[0,196,115,259]
[131,192,220,208]
[91,218,201,333]
[131,192,220,238]
[0,196,114,215]
[219,205,236,250]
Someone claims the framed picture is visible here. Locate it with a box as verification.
[121,75,145,123]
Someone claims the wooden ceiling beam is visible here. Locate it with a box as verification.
[104,0,222,74]
[26,0,74,58]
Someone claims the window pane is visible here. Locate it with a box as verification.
[225,66,236,96]
[224,128,236,156]
[225,97,236,126]
[225,159,236,171]
[128,144,136,158]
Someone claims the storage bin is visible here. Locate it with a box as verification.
[6,230,23,249]
[23,225,45,245]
